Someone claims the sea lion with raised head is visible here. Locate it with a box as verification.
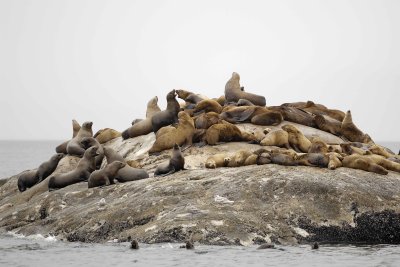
[281,125,311,153]
[224,72,266,106]
[149,111,195,153]
[103,147,149,182]
[151,90,181,133]
[341,111,372,143]
[154,144,185,176]
[80,137,104,169]
[48,146,99,190]
[55,119,81,154]
[122,96,162,139]
[176,89,206,104]
[66,121,93,157]
[88,161,126,188]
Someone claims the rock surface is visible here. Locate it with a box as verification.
[1,122,400,245]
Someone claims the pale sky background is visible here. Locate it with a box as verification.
[0,0,399,141]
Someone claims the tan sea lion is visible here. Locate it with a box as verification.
[55,119,81,154]
[327,145,342,153]
[66,121,93,156]
[341,111,372,143]
[48,146,99,190]
[194,112,221,129]
[149,111,195,153]
[103,147,149,182]
[122,96,162,139]
[205,153,230,168]
[151,90,181,133]
[225,72,266,106]
[205,121,256,145]
[281,101,327,110]
[368,144,395,158]
[154,144,185,176]
[314,114,342,136]
[88,161,126,188]
[281,125,311,153]
[308,138,329,153]
[176,89,205,104]
[340,143,370,156]
[227,150,254,167]
[80,137,104,169]
[342,154,388,175]
[214,95,226,106]
[328,153,343,170]
[243,154,258,166]
[193,99,223,114]
[364,154,400,173]
[94,128,121,144]
[260,129,290,149]
[270,151,297,166]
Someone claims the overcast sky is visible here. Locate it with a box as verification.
[0,0,399,141]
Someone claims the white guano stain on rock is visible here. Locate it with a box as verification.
[293,227,309,237]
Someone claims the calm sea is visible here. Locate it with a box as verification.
[0,140,400,266]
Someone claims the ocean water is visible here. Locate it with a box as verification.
[1,140,400,266]
[1,233,400,267]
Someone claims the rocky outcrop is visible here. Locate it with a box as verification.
[1,123,399,245]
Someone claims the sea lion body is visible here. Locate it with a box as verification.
[296,153,329,167]
[270,152,297,166]
[193,99,223,114]
[81,137,104,169]
[205,153,229,168]
[328,153,343,170]
[271,106,316,128]
[301,101,345,122]
[149,111,195,153]
[227,150,253,167]
[308,138,329,153]
[205,121,255,145]
[260,129,290,149]
[103,147,149,182]
[341,111,372,143]
[48,146,99,190]
[342,154,388,175]
[66,121,93,156]
[55,119,81,153]
[220,106,282,126]
[314,114,342,136]
[37,153,65,182]
[282,124,311,153]
[224,72,266,106]
[151,90,180,133]
[236,99,255,106]
[154,144,185,176]
[88,161,126,188]
[194,112,221,129]
[94,128,121,144]
[17,170,38,192]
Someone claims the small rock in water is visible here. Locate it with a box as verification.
[130,240,139,249]
[257,243,275,249]
[312,242,319,249]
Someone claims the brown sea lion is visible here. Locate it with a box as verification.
[17,170,38,192]
[103,147,149,182]
[36,153,65,182]
[256,152,271,165]
[243,154,258,166]
[214,95,226,106]
[296,153,329,167]
[205,153,230,168]
[270,152,297,166]
[368,144,395,158]
[236,99,255,106]
[88,161,126,188]
[301,101,345,122]
[341,111,372,143]
[194,112,221,129]
[219,106,282,126]
[193,99,223,114]
[252,129,266,143]
[364,154,400,173]
[224,72,266,106]
[342,154,388,175]
[328,152,343,170]
[281,124,311,153]
[94,128,121,144]
[340,143,370,156]
[308,138,329,153]
[48,146,99,190]
[176,89,205,104]
[151,90,181,133]
[205,121,256,145]
[260,129,290,149]
[80,137,104,169]
[122,96,162,139]
[66,121,93,156]
[271,106,316,128]
[55,119,81,154]
[149,111,195,153]
[314,114,342,136]
[154,144,185,176]
[281,101,327,110]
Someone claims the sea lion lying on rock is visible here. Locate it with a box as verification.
[314,114,342,136]
[205,153,231,169]
[88,161,126,188]
[94,128,121,144]
[281,124,311,153]
[205,121,256,145]
[219,106,282,126]
[260,129,290,149]
[342,154,388,175]
[154,144,185,176]
[341,111,373,143]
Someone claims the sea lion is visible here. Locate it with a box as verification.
[194,112,221,129]
[193,99,223,114]
[103,147,149,182]
[88,161,126,188]
[55,119,81,154]
[341,111,372,143]
[236,99,255,106]
[243,154,258,166]
[205,121,256,145]
[281,125,311,153]
[314,114,342,136]
[251,129,266,143]
[122,96,162,139]
[149,111,195,153]
[364,154,400,173]
[176,89,205,104]
[260,129,290,149]
[154,144,185,176]
[80,137,104,169]
[224,72,266,106]
[340,143,370,156]
[328,153,343,170]
[214,95,226,106]
[301,101,345,122]
[256,152,271,165]
[94,128,121,144]
[205,153,230,168]
[368,144,395,158]
[66,121,93,156]
[270,106,316,128]
[151,90,181,133]
[131,240,139,249]
[131,119,143,126]
[219,106,282,126]
[17,153,65,192]
[270,151,297,166]
[48,146,99,190]
[308,138,329,153]
[342,154,388,175]
[296,153,329,167]
[327,145,342,153]
[227,150,254,167]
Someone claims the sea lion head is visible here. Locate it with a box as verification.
[53,153,65,161]
[263,128,272,135]
[232,72,240,80]
[80,137,96,148]
[85,146,100,158]
[281,124,299,134]
[82,121,93,130]
[173,143,179,150]
[205,160,216,169]
[167,89,177,100]
[223,157,231,165]
[112,161,126,169]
